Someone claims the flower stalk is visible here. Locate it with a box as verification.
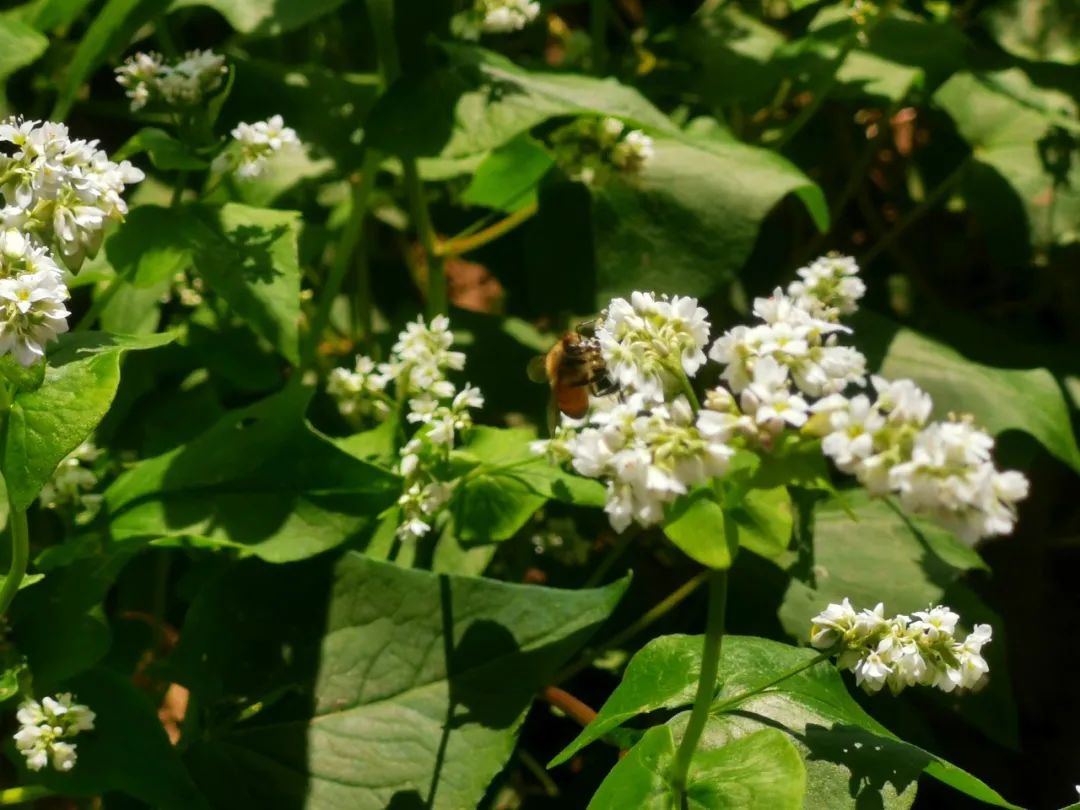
[669,569,727,797]
[0,502,29,617]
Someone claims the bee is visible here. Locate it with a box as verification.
[528,324,618,423]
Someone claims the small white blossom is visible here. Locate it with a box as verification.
[14,694,95,772]
[610,130,654,172]
[0,241,69,365]
[215,115,301,179]
[39,441,102,520]
[549,117,656,183]
[788,254,866,320]
[479,0,540,32]
[811,600,992,695]
[598,292,710,403]
[115,49,226,111]
[0,119,144,272]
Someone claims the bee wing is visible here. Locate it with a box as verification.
[527,354,550,384]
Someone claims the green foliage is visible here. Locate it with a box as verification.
[169,552,626,808]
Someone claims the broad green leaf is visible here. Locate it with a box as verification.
[114,127,209,171]
[188,203,303,365]
[333,417,399,468]
[106,205,194,288]
[169,0,344,35]
[366,44,678,160]
[727,486,793,561]
[663,489,734,569]
[170,553,627,809]
[0,354,45,394]
[101,280,166,335]
[779,491,987,640]
[981,0,1079,65]
[556,635,1018,808]
[590,133,827,302]
[52,0,163,119]
[451,472,546,542]
[588,726,805,810]
[750,434,832,492]
[104,385,399,562]
[873,321,1080,472]
[17,668,207,810]
[0,16,47,92]
[461,136,553,212]
[1,332,174,511]
[935,70,1080,252]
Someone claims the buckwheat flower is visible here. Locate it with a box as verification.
[739,355,809,432]
[327,356,392,420]
[479,0,540,33]
[598,292,711,402]
[392,314,466,395]
[0,268,70,366]
[39,441,102,517]
[787,254,866,321]
[811,600,992,695]
[216,115,301,179]
[14,694,95,772]
[0,118,143,271]
[115,49,226,111]
[611,130,655,172]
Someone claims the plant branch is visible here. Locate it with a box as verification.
[541,686,598,728]
[402,160,448,318]
[669,569,727,798]
[555,570,709,683]
[860,159,968,266]
[435,200,538,258]
[0,503,29,617]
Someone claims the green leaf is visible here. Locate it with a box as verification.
[555,634,1018,808]
[663,488,734,569]
[0,355,45,394]
[1,332,174,511]
[590,133,828,302]
[170,553,627,809]
[779,491,987,640]
[0,16,47,89]
[981,0,1079,65]
[935,70,1080,252]
[188,203,303,365]
[169,0,345,35]
[114,127,209,171]
[52,0,162,119]
[366,44,678,160]
[451,471,546,542]
[106,205,194,288]
[872,319,1080,472]
[461,136,554,212]
[588,726,806,809]
[104,385,400,562]
[17,668,207,810]
[727,486,793,561]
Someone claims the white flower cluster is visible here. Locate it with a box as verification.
[808,381,1029,543]
[328,316,481,540]
[811,599,992,695]
[14,693,95,772]
[0,118,144,273]
[550,117,655,184]
[537,293,734,532]
[215,115,300,179]
[114,49,226,111]
[546,394,733,532]
[0,229,69,366]
[452,0,539,39]
[39,441,103,521]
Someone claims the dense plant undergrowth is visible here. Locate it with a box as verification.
[0,0,1074,807]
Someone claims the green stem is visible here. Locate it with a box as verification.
[674,366,701,412]
[860,160,968,266]
[0,504,29,617]
[583,525,639,588]
[307,150,381,365]
[555,570,709,684]
[170,170,188,208]
[518,748,560,797]
[669,570,727,798]
[709,649,834,716]
[74,272,127,331]
[436,200,538,258]
[590,0,608,75]
[402,160,447,318]
[0,786,57,806]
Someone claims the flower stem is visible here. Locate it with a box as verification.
[402,160,448,318]
[674,366,701,412]
[709,649,834,716]
[554,570,709,683]
[0,786,56,806]
[0,503,29,617]
[306,150,381,365]
[669,569,727,798]
[435,200,538,258]
[590,0,608,74]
